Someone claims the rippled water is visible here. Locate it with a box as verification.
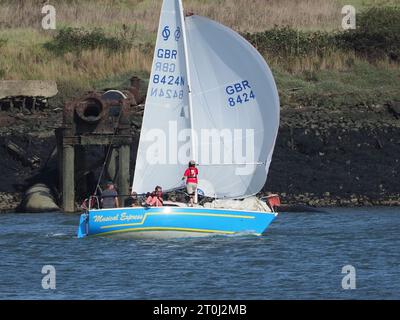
[0,207,399,300]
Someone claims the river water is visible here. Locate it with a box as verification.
[0,207,399,300]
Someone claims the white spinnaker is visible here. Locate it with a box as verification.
[185,16,280,198]
[132,0,190,194]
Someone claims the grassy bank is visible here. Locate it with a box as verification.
[0,0,399,106]
[0,0,343,31]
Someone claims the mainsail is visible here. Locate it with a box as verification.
[185,16,280,198]
[133,0,280,199]
[133,0,190,194]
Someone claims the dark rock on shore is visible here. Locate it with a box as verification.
[388,101,400,119]
[1,101,399,212]
[0,109,62,212]
[265,103,400,207]
[0,192,21,213]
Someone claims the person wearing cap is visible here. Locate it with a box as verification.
[101,181,119,209]
[182,161,199,207]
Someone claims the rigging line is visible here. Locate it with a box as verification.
[93,108,124,196]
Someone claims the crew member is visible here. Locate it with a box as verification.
[101,181,119,209]
[146,186,164,207]
[182,160,199,207]
[125,188,140,208]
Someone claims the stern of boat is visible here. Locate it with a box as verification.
[77,213,89,238]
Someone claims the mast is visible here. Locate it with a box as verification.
[178,0,197,162]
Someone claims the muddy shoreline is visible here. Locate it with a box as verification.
[0,102,399,213]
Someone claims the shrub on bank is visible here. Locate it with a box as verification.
[244,27,336,58]
[245,7,400,62]
[337,7,400,61]
[44,27,133,55]
[0,38,7,48]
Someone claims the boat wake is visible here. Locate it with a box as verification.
[45,232,71,239]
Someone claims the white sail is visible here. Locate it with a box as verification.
[185,16,280,198]
[132,0,190,194]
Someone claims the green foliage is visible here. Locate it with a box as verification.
[337,7,400,61]
[244,27,337,58]
[302,70,319,82]
[0,37,7,48]
[275,61,400,108]
[44,27,133,55]
[0,38,7,79]
[245,7,400,62]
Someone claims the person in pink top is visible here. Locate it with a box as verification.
[182,160,199,207]
[146,186,164,207]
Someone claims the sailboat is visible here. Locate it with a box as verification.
[77,0,280,239]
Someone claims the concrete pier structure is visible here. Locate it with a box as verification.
[62,145,75,213]
[56,85,141,213]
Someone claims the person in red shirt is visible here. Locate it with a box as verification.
[182,160,199,207]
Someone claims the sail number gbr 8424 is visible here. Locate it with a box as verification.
[150,47,256,109]
[150,49,186,100]
[226,80,256,108]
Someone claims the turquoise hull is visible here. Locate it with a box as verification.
[77,207,277,239]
